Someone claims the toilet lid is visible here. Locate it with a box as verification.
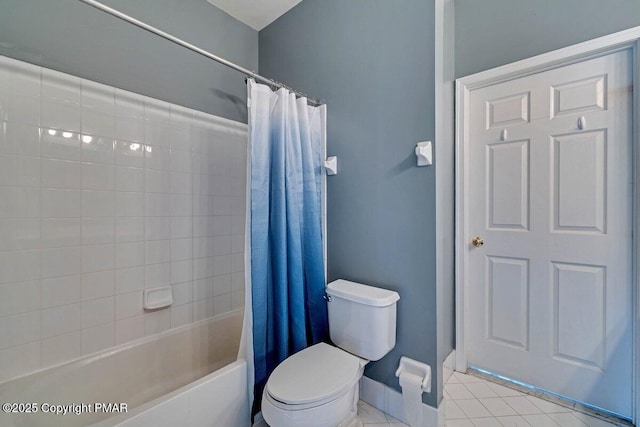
[266,342,361,406]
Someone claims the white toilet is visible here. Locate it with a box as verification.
[261,279,400,427]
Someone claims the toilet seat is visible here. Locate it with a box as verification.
[265,342,362,409]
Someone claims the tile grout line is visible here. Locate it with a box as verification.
[109,81,116,347]
[467,368,631,426]
[444,372,622,427]
[38,65,44,369]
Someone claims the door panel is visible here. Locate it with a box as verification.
[552,130,606,233]
[551,75,607,118]
[466,49,633,418]
[487,140,529,230]
[552,262,605,370]
[486,256,529,350]
[487,92,531,128]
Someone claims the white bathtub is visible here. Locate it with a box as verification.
[0,309,250,427]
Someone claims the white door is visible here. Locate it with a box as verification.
[466,49,633,418]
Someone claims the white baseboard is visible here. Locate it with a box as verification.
[443,350,456,383]
[359,376,440,427]
[443,349,456,370]
[438,400,446,426]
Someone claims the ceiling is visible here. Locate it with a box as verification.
[206,0,303,31]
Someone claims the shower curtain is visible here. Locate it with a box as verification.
[245,79,329,416]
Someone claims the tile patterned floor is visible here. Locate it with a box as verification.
[358,400,409,426]
[443,371,621,426]
[270,372,623,427]
[258,401,409,427]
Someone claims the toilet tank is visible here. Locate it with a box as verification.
[326,279,400,361]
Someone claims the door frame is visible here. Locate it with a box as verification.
[455,26,640,423]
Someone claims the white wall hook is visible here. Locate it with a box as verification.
[500,129,508,141]
[415,141,432,166]
[324,156,338,175]
[578,116,586,130]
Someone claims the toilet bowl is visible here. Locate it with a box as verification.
[261,280,400,427]
[261,343,366,427]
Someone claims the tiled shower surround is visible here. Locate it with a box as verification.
[0,56,247,382]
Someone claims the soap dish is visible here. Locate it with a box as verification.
[144,286,173,310]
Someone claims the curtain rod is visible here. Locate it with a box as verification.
[77,0,323,107]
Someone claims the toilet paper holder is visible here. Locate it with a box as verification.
[395,356,431,394]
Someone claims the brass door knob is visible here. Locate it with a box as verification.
[472,236,484,247]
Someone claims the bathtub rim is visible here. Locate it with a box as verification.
[89,358,248,427]
[0,308,244,388]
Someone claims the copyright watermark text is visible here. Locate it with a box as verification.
[2,402,128,415]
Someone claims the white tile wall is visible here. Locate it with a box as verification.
[0,55,247,382]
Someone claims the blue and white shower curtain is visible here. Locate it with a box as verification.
[244,79,328,416]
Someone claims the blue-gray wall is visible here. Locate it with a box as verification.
[260,0,440,406]
[0,0,258,122]
[455,0,640,78]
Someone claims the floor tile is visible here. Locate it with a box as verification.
[487,382,524,397]
[479,398,518,417]
[385,414,405,424]
[454,372,485,384]
[447,383,475,400]
[446,399,468,420]
[443,372,619,427]
[466,382,499,399]
[521,414,561,427]
[470,417,502,426]
[446,419,475,427]
[496,415,533,426]
[571,412,619,427]
[457,399,493,418]
[502,396,544,415]
[546,412,588,426]
[447,373,462,384]
[357,400,390,423]
[525,396,570,414]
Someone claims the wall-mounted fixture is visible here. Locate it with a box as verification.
[578,116,586,130]
[324,156,338,175]
[395,356,431,427]
[415,141,432,166]
[144,286,173,310]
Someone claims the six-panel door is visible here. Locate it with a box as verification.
[467,49,633,418]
